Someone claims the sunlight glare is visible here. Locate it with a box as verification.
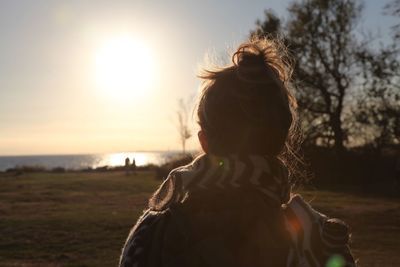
[96,152,151,167]
[94,35,154,99]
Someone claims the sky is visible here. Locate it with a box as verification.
[0,0,396,156]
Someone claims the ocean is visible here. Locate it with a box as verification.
[0,151,184,171]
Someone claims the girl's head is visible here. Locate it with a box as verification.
[197,37,298,157]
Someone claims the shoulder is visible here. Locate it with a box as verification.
[283,194,350,238]
[119,209,173,267]
[120,204,199,267]
[283,194,356,267]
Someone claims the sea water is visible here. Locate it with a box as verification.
[0,151,184,171]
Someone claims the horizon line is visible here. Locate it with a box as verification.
[0,149,200,158]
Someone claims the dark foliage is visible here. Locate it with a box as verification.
[251,0,400,153]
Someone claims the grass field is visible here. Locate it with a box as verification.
[0,171,399,267]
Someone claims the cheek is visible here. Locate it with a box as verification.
[198,131,209,153]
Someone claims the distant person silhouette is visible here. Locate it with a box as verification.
[125,157,131,175]
[131,158,136,175]
[119,38,356,267]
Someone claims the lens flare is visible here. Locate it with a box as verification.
[326,255,345,267]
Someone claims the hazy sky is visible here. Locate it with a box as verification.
[0,0,396,155]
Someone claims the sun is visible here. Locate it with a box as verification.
[94,35,154,99]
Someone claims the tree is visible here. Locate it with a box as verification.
[348,0,400,150]
[385,0,400,40]
[251,0,370,154]
[176,98,192,154]
[355,45,400,150]
[252,9,282,38]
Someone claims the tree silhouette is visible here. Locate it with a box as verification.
[176,99,192,154]
[251,0,378,153]
[385,0,400,40]
[356,43,400,150]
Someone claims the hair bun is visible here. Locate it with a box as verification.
[232,37,291,84]
[237,52,266,68]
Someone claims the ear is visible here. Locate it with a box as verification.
[198,130,209,153]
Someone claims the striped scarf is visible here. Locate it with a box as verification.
[149,153,291,210]
[125,154,356,267]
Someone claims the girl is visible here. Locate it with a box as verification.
[119,38,356,267]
